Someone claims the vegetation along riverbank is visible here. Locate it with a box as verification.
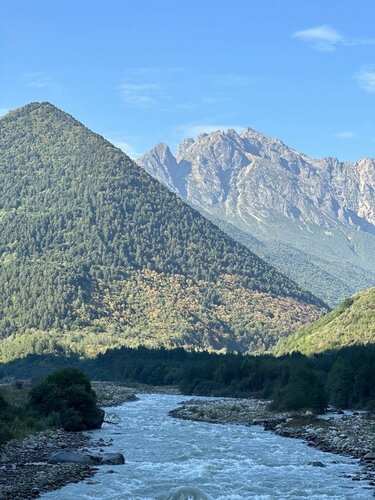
[0,371,133,498]
[1,344,375,496]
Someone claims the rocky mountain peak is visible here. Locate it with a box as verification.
[138,127,375,306]
[139,127,375,233]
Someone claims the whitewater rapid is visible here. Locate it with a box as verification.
[43,394,372,499]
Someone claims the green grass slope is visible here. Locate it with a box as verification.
[0,102,326,361]
[274,287,375,355]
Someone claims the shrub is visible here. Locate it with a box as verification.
[29,368,104,431]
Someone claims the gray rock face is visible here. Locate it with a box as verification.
[138,129,375,306]
[140,129,375,232]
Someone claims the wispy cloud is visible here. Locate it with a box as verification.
[293,25,375,51]
[21,72,55,88]
[118,83,161,108]
[356,67,375,93]
[333,131,356,139]
[118,68,255,110]
[293,25,343,51]
[118,67,181,108]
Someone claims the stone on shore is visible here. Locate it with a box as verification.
[49,451,97,464]
[49,450,125,465]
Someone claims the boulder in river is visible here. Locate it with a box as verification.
[99,452,125,465]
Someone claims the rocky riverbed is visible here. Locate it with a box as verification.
[170,398,375,489]
[0,430,96,499]
[0,382,138,499]
[91,381,139,406]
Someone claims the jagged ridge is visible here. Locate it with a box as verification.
[138,128,375,306]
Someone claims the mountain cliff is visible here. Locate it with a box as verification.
[0,103,326,362]
[138,129,375,306]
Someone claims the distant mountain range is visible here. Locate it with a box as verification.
[138,129,375,306]
[274,287,375,355]
[0,103,325,362]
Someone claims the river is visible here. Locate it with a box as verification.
[43,394,372,499]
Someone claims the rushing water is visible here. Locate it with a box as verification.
[43,394,372,499]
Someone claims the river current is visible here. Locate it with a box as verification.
[43,394,372,499]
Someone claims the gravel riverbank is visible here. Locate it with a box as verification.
[169,398,375,489]
[0,382,138,499]
[0,430,97,499]
[91,381,139,407]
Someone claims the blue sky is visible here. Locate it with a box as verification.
[1,0,374,160]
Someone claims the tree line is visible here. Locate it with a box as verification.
[1,344,374,413]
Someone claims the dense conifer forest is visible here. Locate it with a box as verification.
[0,103,326,358]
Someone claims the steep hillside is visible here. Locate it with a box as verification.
[138,130,375,306]
[0,103,326,361]
[274,288,375,355]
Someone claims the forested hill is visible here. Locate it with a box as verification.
[0,102,326,361]
[274,287,375,355]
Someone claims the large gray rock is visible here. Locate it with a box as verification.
[98,452,125,465]
[48,450,125,465]
[48,451,96,464]
[309,461,326,467]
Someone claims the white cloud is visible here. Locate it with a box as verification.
[333,131,355,139]
[21,72,54,88]
[356,67,375,93]
[293,25,375,52]
[293,25,343,51]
